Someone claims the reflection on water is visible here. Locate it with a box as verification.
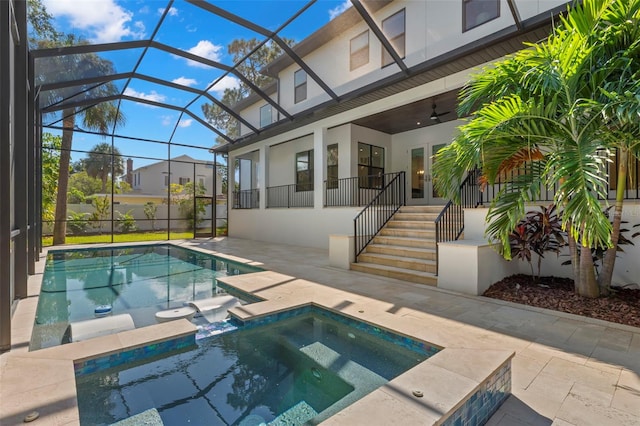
[32,245,261,350]
[76,313,426,426]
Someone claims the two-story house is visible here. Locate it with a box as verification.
[212,0,577,283]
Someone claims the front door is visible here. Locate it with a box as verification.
[407,143,447,205]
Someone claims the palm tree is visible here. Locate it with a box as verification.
[37,36,126,245]
[433,0,640,298]
[84,143,124,194]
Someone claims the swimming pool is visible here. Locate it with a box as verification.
[75,308,435,425]
[31,244,262,350]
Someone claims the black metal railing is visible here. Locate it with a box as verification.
[434,169,481,274]
[233,189,259,209]
[266,183,314,208]
[325,173,399,207]
[354,171,406,261]
[477,150,640,205]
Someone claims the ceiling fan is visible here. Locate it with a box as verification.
[429,102,450,123]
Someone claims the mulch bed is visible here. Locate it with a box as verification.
[483,274,640,328]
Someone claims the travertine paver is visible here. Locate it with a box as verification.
[1,238,639,426]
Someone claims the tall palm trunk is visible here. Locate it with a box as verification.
[52,109,75,245]
[599,148,628,295]
[577,223,600,298]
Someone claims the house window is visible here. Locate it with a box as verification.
[164,175,169,186]
[358,142,385,188]
[350,30,369,70]
[179,177,190,185]
[381,9,405,67]
[294,69,307,103]
[198,177,205,187]
[296,149,314,191]
[463,0,499,32]
[260,104,272,128]
[327,144,339,189]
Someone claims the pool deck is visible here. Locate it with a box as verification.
[1,237,639,425]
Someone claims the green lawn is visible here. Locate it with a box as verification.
[41,231,196,247]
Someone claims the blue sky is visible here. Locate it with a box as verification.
[40,0,352,168]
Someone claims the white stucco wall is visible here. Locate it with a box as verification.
[229,207,361,249]
[463,203,640,288]
[238,1,571,130]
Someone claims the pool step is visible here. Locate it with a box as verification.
[352,205,444,286]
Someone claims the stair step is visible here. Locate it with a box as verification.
[379,228,435,238]
[399,205,445,213]
[386,220,435,230]
[350,262,437,286]
[365,244,436,260]
[373,235,437,249]
[393,212,439,221]
[357,253,437,273]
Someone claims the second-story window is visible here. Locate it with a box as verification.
[294,69,307,103]
[296,149,314,191]
[463,0,499,32]
[381,9,405,67]
[179,177,190,185]
[260,104,272,128]
[350,30,369,70]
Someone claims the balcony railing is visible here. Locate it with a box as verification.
[266,183,313,208]
[233,189,259,209]
[325,173,399,207]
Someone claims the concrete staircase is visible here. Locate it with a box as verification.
[350,205,443,286]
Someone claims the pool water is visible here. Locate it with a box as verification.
[76,312,428,425]
[32,244,261,350]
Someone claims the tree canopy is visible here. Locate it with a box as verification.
[202,38,293,143]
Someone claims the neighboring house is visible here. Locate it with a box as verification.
[128,154,222,202]
[218,0,572,247]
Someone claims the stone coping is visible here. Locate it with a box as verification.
[2,264,514,426]
[0,320,196,425]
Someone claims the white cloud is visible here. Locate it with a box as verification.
[329,0,351,20]
[124,88,166,105]
[172,77,198,87]
[44,0,146,43]
[178,119,193,128]
[186,24,197,33]
[160,115,173,126]
[158,6,178,17]
[184,40,223,67]
[208,76,240,96]
[138,5,150,14]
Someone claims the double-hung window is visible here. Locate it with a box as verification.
[179,177,190,185]
[294,69,307,103]
[463,0,499,32]
[358,143,385,188]
[350,30,369,70]
[381,9,405,67]
[296,150,314,191]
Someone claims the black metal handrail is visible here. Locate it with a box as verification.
[325,173,399,207]
[266,183,313,208]
[232,189,259,209]
[434,169,481,274]
[353,171,406,261]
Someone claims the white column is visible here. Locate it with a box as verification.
[259,144,268,210]
[313,127,327,209]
